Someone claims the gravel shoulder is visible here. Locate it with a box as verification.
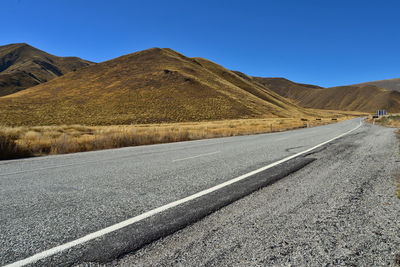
[108,123,400,266]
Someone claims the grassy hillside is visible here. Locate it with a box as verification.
[0,43,93,96]
[0,47,318,126]
[253,77,400,113]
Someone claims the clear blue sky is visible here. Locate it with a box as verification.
[2,0,399,87]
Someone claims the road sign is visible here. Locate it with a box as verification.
[376,110,386,116]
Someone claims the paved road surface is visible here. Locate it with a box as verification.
[113,122,400,266]
[1,118,399,265]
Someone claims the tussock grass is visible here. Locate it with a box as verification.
[0,117,351,159]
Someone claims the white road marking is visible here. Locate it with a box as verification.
[172,151,221,162]
[4,120,362,267]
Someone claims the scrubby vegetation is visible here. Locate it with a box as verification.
[372,115,400,127]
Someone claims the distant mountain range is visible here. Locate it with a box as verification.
[0,43,398,126]
[0,43,93,96]
[256,78,400,113]
[352,78,400,92]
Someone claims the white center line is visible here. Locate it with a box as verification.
[4,119,362,267]
[172,151,221,162]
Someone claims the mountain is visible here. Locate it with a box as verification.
[293,85,400,112]
[0,47,317,126]
[253,77,400,113]
[0,43,93,96]
[249,76,323,100]
[352,78,400,92]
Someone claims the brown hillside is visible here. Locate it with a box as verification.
[296,85,400,112]
[0,43,93,96]
[253,77,400,113]
[0,48,313,126]
[252,77,323,100]
[352,78,400,92]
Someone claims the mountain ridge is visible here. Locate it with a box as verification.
[352,78,400,92]
[259,77,400,112]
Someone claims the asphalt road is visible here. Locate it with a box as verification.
[113,122,400,266]
[1,118,399,266]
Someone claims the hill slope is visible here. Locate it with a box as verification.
[352,78,400,92]
[253,77,400,113]
[0,48,313,126]
[0,43,93,96]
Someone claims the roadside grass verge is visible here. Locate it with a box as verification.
[366,115,400,127]
[0,117,352,160]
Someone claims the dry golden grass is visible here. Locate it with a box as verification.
[0,117,353,159]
